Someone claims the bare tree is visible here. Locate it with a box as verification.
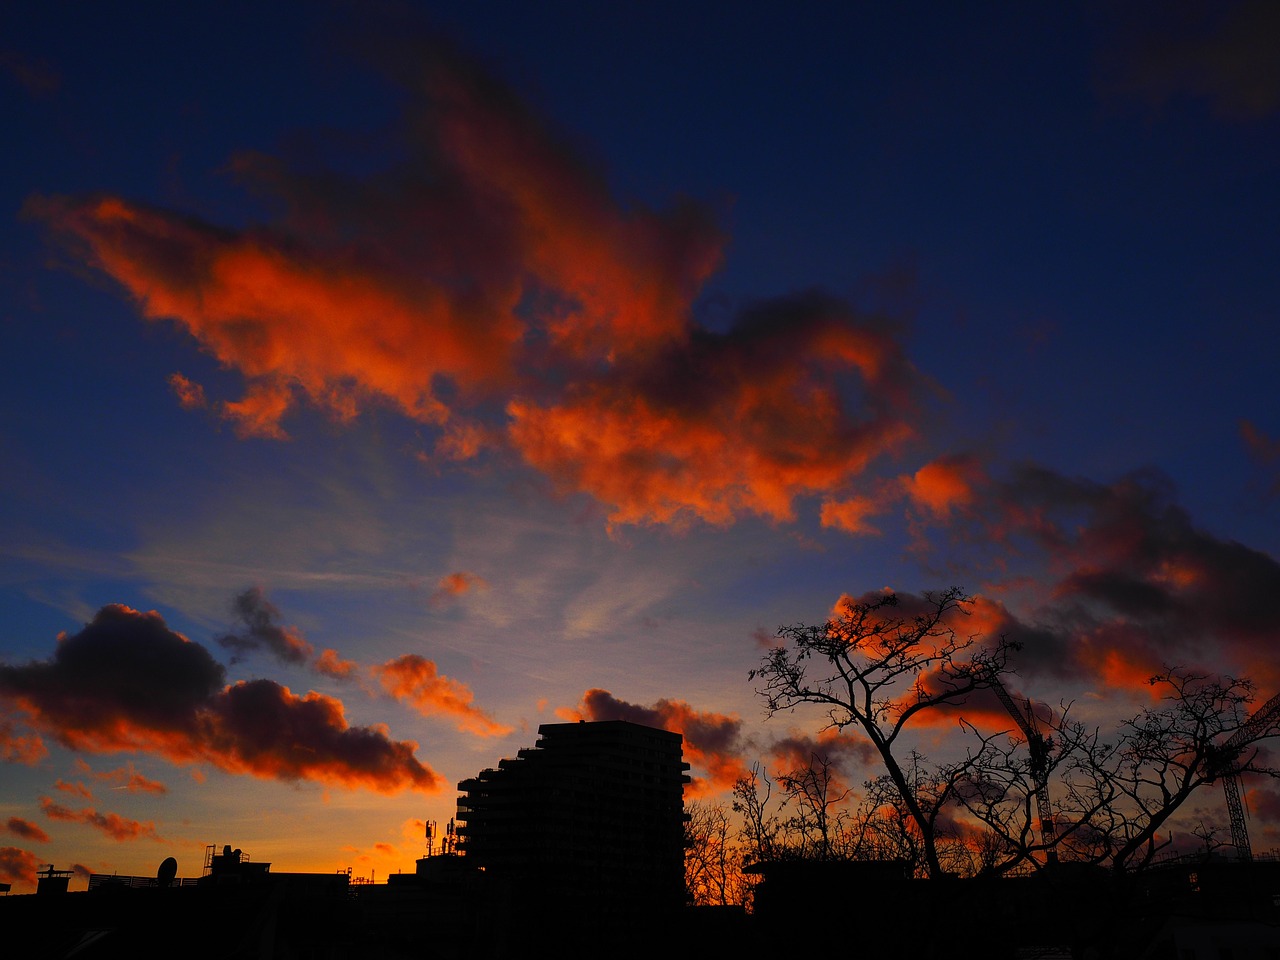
[1070,669,1280,874]
[950,668,1280,880]
[775,753,857,861]
[684,799,754,907]
[732,764,786,866]
[750,587,1017,878]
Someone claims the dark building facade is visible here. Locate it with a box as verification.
[456,720,690,919]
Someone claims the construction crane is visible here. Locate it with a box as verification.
[1204,689,1280,861]
[991,677,1058,864]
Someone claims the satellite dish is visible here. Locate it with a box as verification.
[157,857,177,887]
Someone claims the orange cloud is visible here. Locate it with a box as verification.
[0,605,442,794]
[564,689,749,794]
[0,718,47,764]
[32,45,924,531]
[32,193,522,440]
[4,818,49,843]
[315,648,359,680]
[92,762,167,795]
[902,455,983,518]
[509,296,919,528]
[428,571,486,609]
[54,779,93,800]
[39,797,161,842]
[374,654,511,737]
[819,495,885,536]
[0,847,38,888]
[167,372,207,410]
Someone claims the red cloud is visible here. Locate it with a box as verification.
[54,779,93,800]
[373,655,511,738]
[92,762,167,795]
[32,43,924,531]
[901,455,984,519]
[315,648,359,680]
[509,294,919,528]
[0,605,442,794]
[0,847,38,888]
[428,571,486,609]
[167,372,207,410]
[0,718,47,764]
[39,797,160,842]
[5,818,49,843]
[819,494,885,536]
[562,689,749,794]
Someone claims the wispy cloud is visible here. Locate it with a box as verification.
[39,797,161,842]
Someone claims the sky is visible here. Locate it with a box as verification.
[2,1,1280,893]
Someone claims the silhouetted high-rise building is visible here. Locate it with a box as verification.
[455,720,690,916]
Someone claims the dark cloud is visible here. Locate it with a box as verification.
[567,688,749,793]
[217,587,314,666]
[0,605,441,794]
[1241,420,1280,500]
[0,49,60,98]
[989,465,1280,689]
[200,679,441,789]
[4,818,49,843]
[766,731,879,783]
[216,588,359,681]
[0,603,225,741]
[1098,0,1280,119]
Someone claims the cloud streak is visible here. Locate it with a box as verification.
[39,797,161,842]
